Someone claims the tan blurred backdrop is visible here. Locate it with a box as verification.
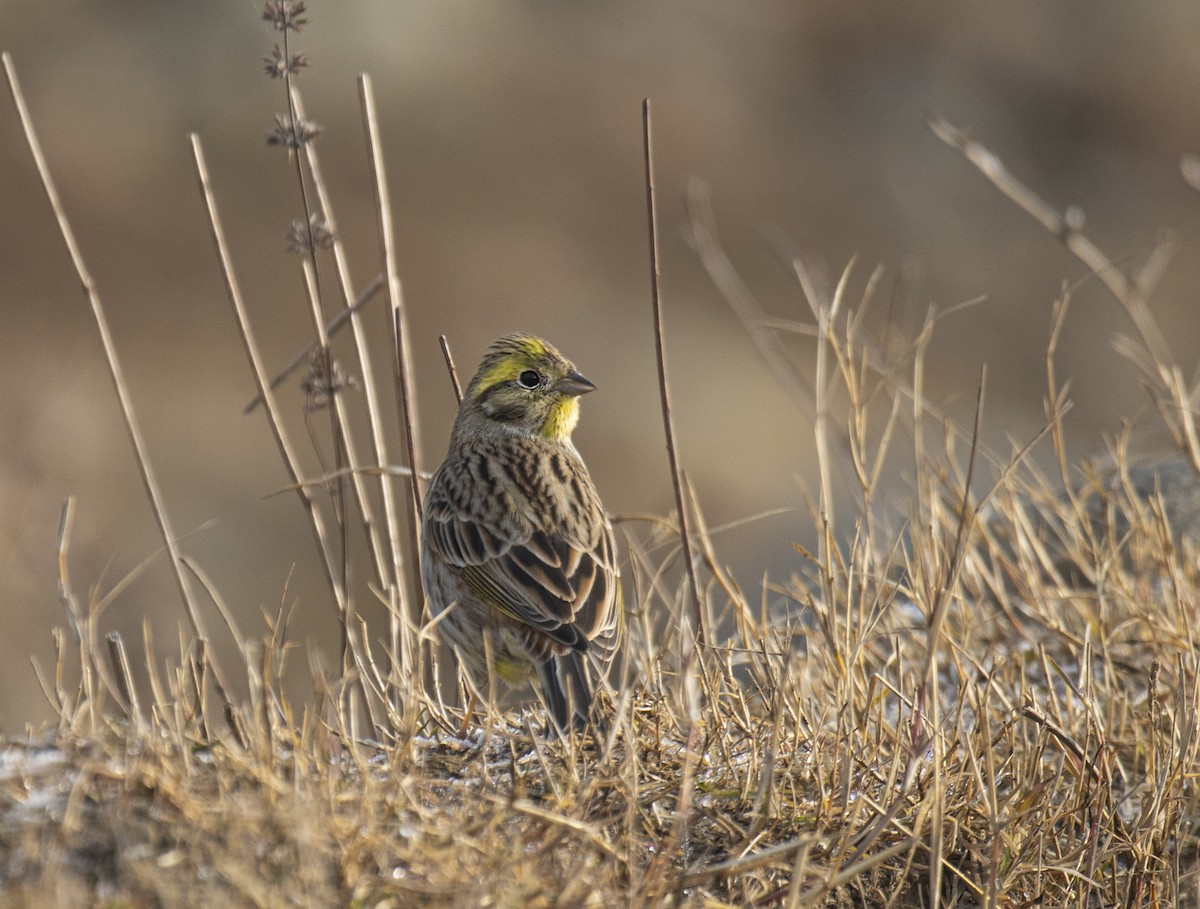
[3,1,1200,731]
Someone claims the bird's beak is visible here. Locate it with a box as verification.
[556,370,596,396]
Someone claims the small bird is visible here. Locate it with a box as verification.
[421,334,620,733]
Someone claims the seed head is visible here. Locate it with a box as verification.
[287,214,335,253]
[263,45,309,79]
[262,1,308,32]
[266,113,322,150]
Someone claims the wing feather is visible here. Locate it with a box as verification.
[423,439,618,656]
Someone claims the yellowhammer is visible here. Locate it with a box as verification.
[421,334,620,733]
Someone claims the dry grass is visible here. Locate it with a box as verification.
[3,7,1200,908]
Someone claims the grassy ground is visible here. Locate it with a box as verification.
[3,435,1199,907]
[3,6,1200,907]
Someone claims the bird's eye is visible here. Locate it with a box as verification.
[517,369,542,389]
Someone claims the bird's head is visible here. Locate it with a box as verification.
[456,334,595,442]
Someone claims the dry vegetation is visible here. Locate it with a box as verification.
[3,6,1200,908]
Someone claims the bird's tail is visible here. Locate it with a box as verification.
[538,652,596,736]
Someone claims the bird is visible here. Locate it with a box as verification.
[420,333,621,734]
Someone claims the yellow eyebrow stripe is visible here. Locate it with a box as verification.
[474,359,524,393]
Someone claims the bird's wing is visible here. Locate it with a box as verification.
[423,443,617,652]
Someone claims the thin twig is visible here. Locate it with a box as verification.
[275,47,355,660]
[55,498,82,640]
[927,112,1173,369]
[439,334,464,405]
[359,74,424,612]
[642,98,703,644]
[299,256,353,661]
[273,17,351,590]
[182,555,246,652]
[686,180,814,412]
[919,367,986,690]
[190,135,349,651]
[930,112,1200,469]
[294,91,403,574]
[291,86,411,687]
[54,497,92,728]
[242,273,384,414]
[4,53,207,643]
[105,632,142,723]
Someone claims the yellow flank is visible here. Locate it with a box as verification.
[541,396,580,440]
[492,650,534,684]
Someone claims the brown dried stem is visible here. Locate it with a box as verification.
[3,52,240,725]
[439,334,464,405]
[291,87,410,678]
[641,98,703,646]
[359,74,425,624]
[929,112,1200,467]
[242,274,383,415]
[190,134,350,661]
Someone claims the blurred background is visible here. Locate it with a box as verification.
[3,1,1200,731]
